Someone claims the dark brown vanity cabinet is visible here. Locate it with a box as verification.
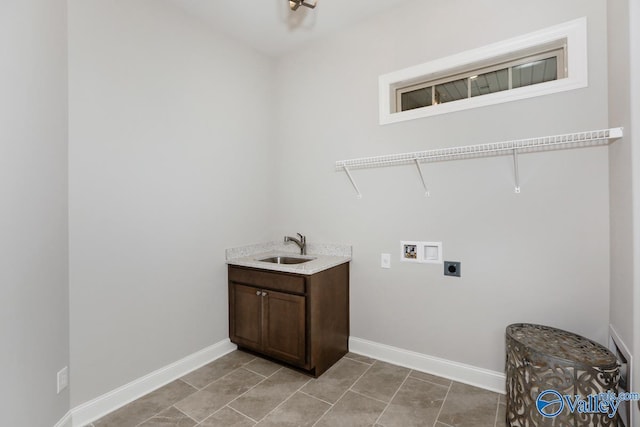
[228,262,349,376]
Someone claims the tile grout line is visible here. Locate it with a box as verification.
[309,403,336,427]
[342,355,375,366]
[298,389,335,406]
[199,404,261,425]
[173,405,200,425]
[225,404,260,424]
[172,364,271,423]
[192,365,285,425]
[132,384,201,427]
[310,360,376,427]
[133,412,161,427]
[198,404,261,425]
[179,376,201,390]
[188,355,258,391]
[348,388,391,406]
[226,405,258,424]
[242,365,271,378]
[224,366,285,412]
[250,376,314,423]
[432,381,453,427]
[407,371,453,388]
[132,403,199,427]
[373,367,412,426]
[494,396,501,427]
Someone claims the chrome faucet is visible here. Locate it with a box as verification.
[284,233,306,255]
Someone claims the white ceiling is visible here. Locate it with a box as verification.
[169,0,409,57]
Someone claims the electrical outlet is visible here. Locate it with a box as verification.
[57,366,68,394]
[381,253,391,269]
[444,261,461,277]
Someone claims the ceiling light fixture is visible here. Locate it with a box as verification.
[289,0,317,11]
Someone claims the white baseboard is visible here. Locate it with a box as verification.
[66,336,503,426]
[608,324,634,427]
[70,338,236,426]
[53,411,72,427]
[609,324,633,386]
[349,336,506,394]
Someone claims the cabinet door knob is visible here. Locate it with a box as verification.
[262,291,267,297]
[256,290,261,296]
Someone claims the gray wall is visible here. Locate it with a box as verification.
[631,3,640,424]
[634,0,640,421]
[0,1,70,426]
[68,0,275,405]
[608,1,640,424]
[607,0,635,380]
[273,0,610,373]
[612,0,640,423]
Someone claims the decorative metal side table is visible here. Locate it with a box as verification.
[505,323,619,426]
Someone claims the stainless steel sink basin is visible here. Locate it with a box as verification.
[257,256,315,265]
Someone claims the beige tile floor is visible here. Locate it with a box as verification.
[88,351,506,427]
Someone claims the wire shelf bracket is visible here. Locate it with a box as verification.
[336,127,623,198]
[414,158,430,197]
[512,149,521,194]
[342,165,363,199]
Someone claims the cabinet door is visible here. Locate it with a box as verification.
[229,283,262,351]
[262,290,306,366]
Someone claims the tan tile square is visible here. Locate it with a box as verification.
[302,358,369,403]
[137,406,196,427]
[351,360,409,403]
[94,380,196,427]
[378,377,448,426]
[315,391,386,427]
[243,357,282,377]
[175,368,263,422]
[199,407,256,426]
[437,382,499,427]
[228,368,310,421]
[180,351,254,389]
[255,392,329,426]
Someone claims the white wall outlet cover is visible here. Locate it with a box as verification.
[381,253,391,268]
[423,242,443,264]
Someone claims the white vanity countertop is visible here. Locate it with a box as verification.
[226,242,351,275]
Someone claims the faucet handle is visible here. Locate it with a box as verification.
[297,233,305,242]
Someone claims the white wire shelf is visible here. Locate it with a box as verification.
[336,127,623,198]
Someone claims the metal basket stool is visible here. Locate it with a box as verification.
[505,323,619,426]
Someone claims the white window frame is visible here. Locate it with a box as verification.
[396,45,566,110]
[379,18,588,125]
